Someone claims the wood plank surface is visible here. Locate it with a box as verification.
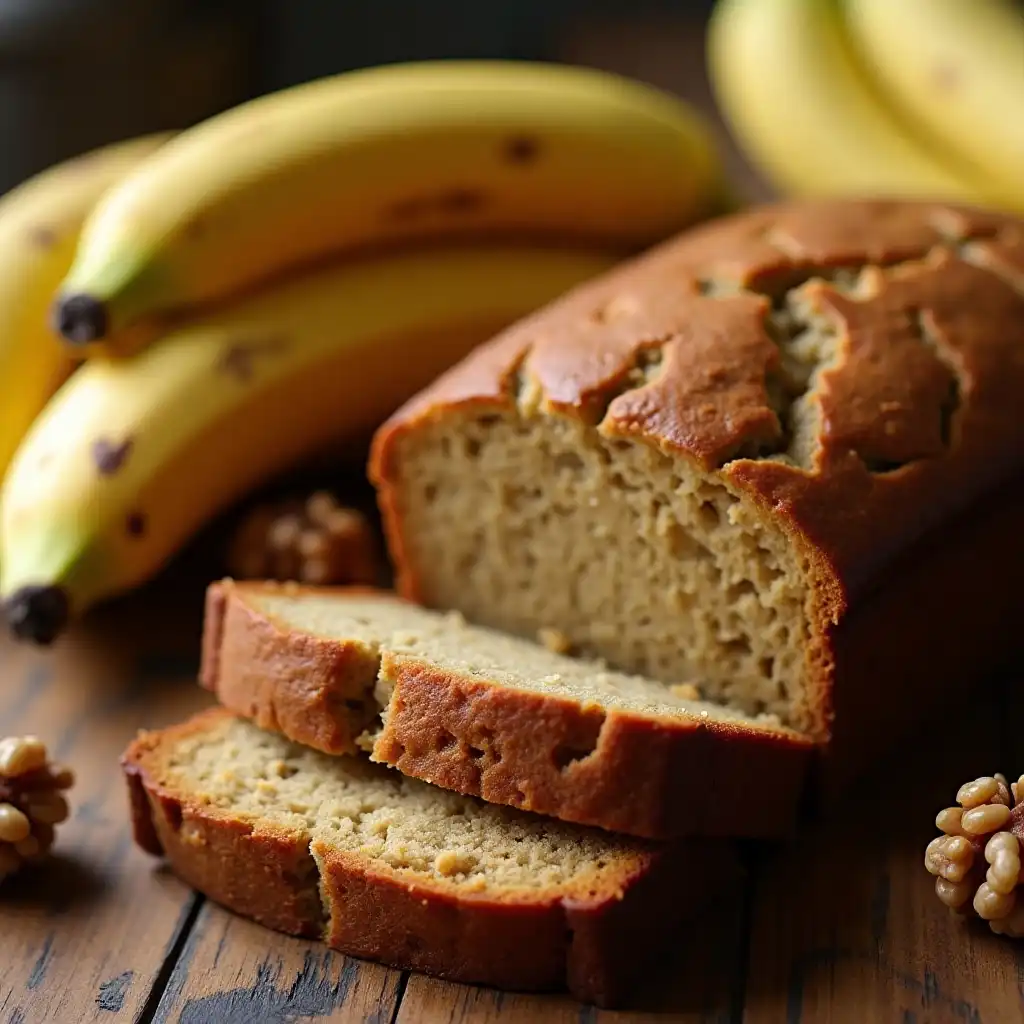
[743,675,1024,1024]
[0,595,211,1024]
[395,886,749,1023]
[151,902,405,1024]
[4,526,1022,1024]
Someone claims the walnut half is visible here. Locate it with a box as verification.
[926,773,1024,936]
[227,491,381,586]
[0,735,73,883]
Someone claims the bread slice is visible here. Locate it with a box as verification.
[123,708,737,1006]
[368,199,1024,753]
[201,580,812,839]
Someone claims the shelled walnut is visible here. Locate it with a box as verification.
[0,735,73,883]
[537,627,573,655]
[925,773,1024,936]
[227,491,381,586]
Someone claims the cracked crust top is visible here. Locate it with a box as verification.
[371,199,1024,611]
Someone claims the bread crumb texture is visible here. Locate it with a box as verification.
[395,418,804,721]
[246,587,784,731]
[165,716,646,897]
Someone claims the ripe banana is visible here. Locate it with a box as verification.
[2,242,620,643]
[53,60,723,353]
[0,133,171,495]
[843,0,1024,202]
[706,0,1012,209]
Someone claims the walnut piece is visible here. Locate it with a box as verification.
[927,771,1024,935]
[537,627,572,655]
[670,682,703,701]
[227,491,381,587]
[0,735,73,884]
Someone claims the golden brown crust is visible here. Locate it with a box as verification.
[201,581,813,839]
[200,581,382,755]
[121,709,738,1006]
[122,716,326,938]
[369,198,1024,746]
[374,651,810,838]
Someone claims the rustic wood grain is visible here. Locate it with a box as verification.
[743,676,1024,1024]
[396,976,579,1024]
[151,901,404,1023]
[395,889,749,1023]
[0,597,211,1024]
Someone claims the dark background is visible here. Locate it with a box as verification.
[0,0,750,197]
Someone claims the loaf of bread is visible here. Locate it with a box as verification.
[370,199,1024,784]
[122,709,736,1006]
[201,580,811,838]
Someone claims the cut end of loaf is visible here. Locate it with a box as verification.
[379,412,816,733]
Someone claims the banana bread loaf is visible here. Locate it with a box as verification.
[370,199,1024,784]
[123,709,737,1006]
[201,579,811,838]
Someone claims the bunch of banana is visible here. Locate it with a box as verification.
[52,59,725,354]
[707,0,1024,213]
[0,132,171,543]
[1,60,726,643]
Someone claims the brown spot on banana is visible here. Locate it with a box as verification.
[384,187,487,222]
[436,188,486,214]
[503,136,541,164]
[92,437,134,476]
[28,226,58,249]
[125,511,147,537]
[218,334,289,382]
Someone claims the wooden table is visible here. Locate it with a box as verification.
[1,573,1023,1024]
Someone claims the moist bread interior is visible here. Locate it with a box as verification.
[165,714,646,895]
[389,418,807,724]
[246,589,791,744]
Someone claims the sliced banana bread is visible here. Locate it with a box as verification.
[369,199,1024,783]
[201,580,812,839]
[123,709,736,1006]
